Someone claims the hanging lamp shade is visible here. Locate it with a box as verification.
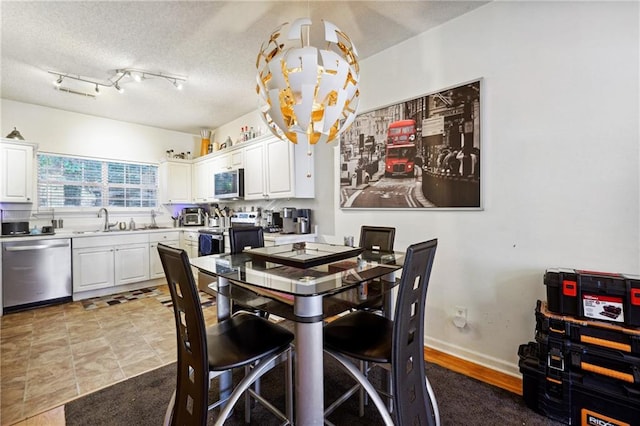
[256,18,360,145]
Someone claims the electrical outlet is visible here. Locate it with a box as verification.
[455,306,467,320]
[453,306,467,328]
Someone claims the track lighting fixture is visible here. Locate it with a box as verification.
[47,68,187,96]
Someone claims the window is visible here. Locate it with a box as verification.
[37,154,158,208]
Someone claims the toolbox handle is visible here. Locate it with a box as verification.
[580,362,635,383]
[580,335,632,353]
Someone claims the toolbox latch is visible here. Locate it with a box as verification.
[631,288,640,306]
[547,349,565,372]
[562,279,577,297]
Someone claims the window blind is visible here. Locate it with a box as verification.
[37,154,158,208]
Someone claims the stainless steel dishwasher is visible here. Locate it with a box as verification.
[2,238,72,312]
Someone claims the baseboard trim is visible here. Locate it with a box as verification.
[424,346,522,396]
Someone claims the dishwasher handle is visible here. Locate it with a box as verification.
[5,242,71,251]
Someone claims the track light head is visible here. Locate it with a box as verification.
[115,83,124,94]
[95,84,100,95]
[173,79,183,90]
[54,76,63,87]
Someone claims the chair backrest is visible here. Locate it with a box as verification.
[359,226,396,252]
[392,239,438,426]
[157,243,208,426]
[229,226,264,254]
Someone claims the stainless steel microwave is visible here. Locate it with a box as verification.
[214,168,244,199]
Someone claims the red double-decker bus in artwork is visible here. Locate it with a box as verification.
[385,119,417,177]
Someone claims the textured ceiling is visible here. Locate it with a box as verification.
[1,1,488,135]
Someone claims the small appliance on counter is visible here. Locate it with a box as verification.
[1,221,30,236]
[281,207,297,234]
[182,207,205,226]
[296,209,312,234]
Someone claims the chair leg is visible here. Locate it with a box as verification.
[163,389,175,426]
[426,375,441,426]
[359,360,366,417]
[285,347,294,423]
[214,352,289,426]
[325,350,394,426]
[244,365,251,423]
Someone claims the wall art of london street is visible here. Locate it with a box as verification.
[339,79,481,210]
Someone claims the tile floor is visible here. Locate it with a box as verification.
[0,285,218,426]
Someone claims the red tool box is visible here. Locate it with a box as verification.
[544,269,640,328]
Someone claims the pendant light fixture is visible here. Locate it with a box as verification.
[256,18,360,147]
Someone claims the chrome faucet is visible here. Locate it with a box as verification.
[98,208,116,232]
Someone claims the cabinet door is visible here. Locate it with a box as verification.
[149,240,179,279]
[230,149,244,169]
[73,247,115,292]
[265,137,295,198]
[159,161,192,204]
[243,142,266,200]
[115,243,150,285]
[192,159,214,203]
[0,142,33,203]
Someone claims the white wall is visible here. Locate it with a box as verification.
[1,99,200,228]
[332,1,638,375]
[1,99,199,162]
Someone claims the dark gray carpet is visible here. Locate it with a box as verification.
[65,355,561,425]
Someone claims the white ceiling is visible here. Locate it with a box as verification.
[1,1,488,135]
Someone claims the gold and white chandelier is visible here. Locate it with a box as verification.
[256,18,360,146]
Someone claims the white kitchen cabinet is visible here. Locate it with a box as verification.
[72,246,116,292]
[243,135,314,200]
[149,231,180,279]
[211,149,244,174]
[191,158,215,203]
[159,159,192,204]
[72,233,149,294]
[0,140,35,203]
[180,230,200,258]
[114,243,149,285]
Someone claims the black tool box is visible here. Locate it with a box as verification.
[536,300,640,355]
[536,330,640,386]
[519,341,640,425]
[544,268,640,327]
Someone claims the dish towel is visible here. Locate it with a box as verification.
[199,234,213,256]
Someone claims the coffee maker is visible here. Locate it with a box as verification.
[296,209,311,234]
[282,207,297,234]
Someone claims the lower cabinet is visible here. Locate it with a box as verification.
[72,233,151,294]
[150,232,180,279]
[73,246,116,292]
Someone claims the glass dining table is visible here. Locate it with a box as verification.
[190,242,405,425]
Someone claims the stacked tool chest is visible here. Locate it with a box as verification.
[518,269,640,425]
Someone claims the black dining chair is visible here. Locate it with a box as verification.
[324,226,396,315]
[359,225,395,253]
[157,243,294,426]
[227,226,278,318]
[229,226,264,254]
[323,239,440,426]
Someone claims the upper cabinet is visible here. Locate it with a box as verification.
[191,158,215,203]
[243,135,314,200]
[158,159,192,204]
[212,149,244,173]
[0,139,36,203]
